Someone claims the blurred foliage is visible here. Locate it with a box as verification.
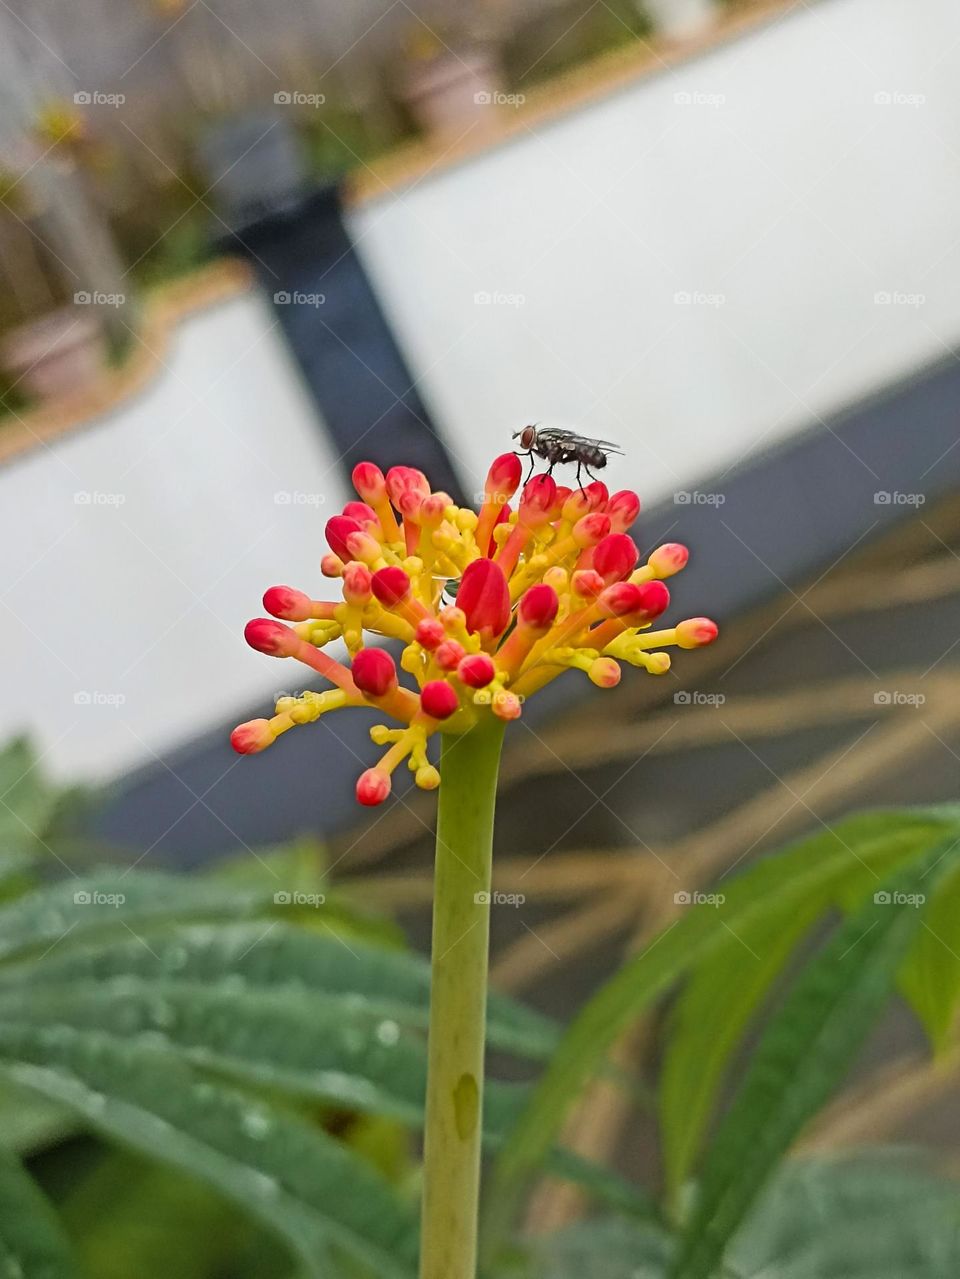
[2,736,960,1276]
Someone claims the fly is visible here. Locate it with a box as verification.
[512,425,622,486]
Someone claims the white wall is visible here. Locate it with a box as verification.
[350,0,960,502]
[1,291,349,780]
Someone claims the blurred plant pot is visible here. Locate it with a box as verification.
[0,308,106,404]
[643,0,718,40]
[401,50,504,140]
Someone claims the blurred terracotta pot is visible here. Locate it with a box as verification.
[0,308,106,403]
[401,50,504,140]
[643,0,718,39]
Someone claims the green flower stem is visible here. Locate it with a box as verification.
[420,715,506,1279]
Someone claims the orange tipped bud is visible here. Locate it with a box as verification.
[593,533,639,584]
[352,462,387,503]
[518,583,559,629]
[583,480,608,511]
[589,657,621,688]
[572,512,611,548]
[649,543,689,578]
[263,585,313,621]
[607,489,641,532]
[492,690,523,721]
[351,647,398,696]
[244,619,300,657]
[598,581,647,617]
[321,554,343,577]
[371,566,411,606]
[458,653,496,687]
[357,768,391,806]
[342,561,373,605]
[435,639,466,671]
[676,617,719,649]
[344,529,381,564]
[456,558,511,641]
[386,466,429,504]
[421,680,460,719]
[231,719,275,754]
[421,493,450,526]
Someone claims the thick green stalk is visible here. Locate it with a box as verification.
[420,715,506,1279]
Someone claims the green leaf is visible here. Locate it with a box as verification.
[730,1153,960,1277]
[0,871,270,963]
[483,811,952,1254]
[671,835,960,1279]
[659,814,943,1199]
[515,1216,673,1279]
[899,859,960,1051]
[0,1024,419,1278]
[0,737,56,856]
[0,1144,81,1278]
[0,920,557,1059]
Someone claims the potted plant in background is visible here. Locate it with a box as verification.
[397,25,506,141]
[0,161,107,406]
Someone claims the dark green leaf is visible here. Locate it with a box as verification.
[0,1144,81,1278]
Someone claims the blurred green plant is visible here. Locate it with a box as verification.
[1,736,960,1276]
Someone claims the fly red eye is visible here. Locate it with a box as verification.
[520,426,535,448]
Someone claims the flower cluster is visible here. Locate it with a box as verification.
[232,455,718,805]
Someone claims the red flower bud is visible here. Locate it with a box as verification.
[356,768,390,806]
[649,543,689,578]
[263,585,312,621]
[630,580,671,622]
[435,639,466,671]
[457,653,496,688]
[492,690,523,721]
[351,647,398,696]
[593,533,639,584]
[342,501,379,528]
[321,554,343,577]
[571,569,605,599]
[421,680,459,720]
[572,513,611,548]
[583,480,608,511]
[676,617,719,649]
[371,566,411,606]
[244,619,299,657]
[231,719,275,754]
[415,618,446,650]
[386,466,429,504]
[485,452,522,500]
[607,490,641,532]
[518,474,557,526]
[598,582,647,618]
[456,558,511,641]
[352,462,387,503]
[518,583,559,629]
[325,515,363,561]
[421,493,450,525]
